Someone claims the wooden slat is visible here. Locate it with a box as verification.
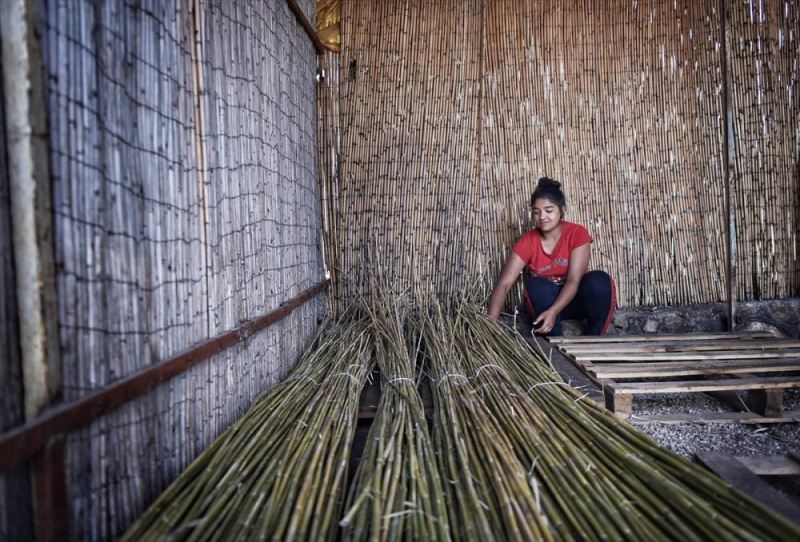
[591,359,800,379]
[630,411,800,425]
[549,331,776,344]
[735,455,800,476]
[695,453,800,524]
[561,339,800,354]
[285,0,329,54]
[573,349,800,362]
[609,376,800,395]
[0,280,328,470]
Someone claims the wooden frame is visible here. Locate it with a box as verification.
[553,332,800,421]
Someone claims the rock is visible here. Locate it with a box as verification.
[644,319,659,333]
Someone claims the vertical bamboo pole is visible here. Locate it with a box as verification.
[720,0,737,330]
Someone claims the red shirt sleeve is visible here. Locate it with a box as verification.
[567,223,592,250]
[512,231,534,264]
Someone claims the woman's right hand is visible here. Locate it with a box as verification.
[532,309,558,335]
[487,253,526,319]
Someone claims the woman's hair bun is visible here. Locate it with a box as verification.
[531,176,566,207]
[536,177,561,189]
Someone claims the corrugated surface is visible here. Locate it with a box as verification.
[320,0,799,311]
[40,0,324,538]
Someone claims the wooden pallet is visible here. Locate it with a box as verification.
[551,331,800,420]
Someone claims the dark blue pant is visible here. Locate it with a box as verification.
[524,270,616,336]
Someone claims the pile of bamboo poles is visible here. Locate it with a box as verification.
[123,292,799,541]
[121,318,373,541]
[340,290,449,540]
[419,302,552,540]
[443,299,799,540]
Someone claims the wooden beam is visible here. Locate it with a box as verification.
[610,376,799,395]
[735,455,800,476]
[562,339,800,354]
[0,0,61,423]
[573,350,800,362]
[604,387,631,418]
[285,0,334,54]
[719,0,738,332]
[549,331,775,344]
[0,280,328,470]
[747,387,785,416]
[590,359,800,379]
[630,411,800,425]
[695,453,800,524]
[32,438,68,542]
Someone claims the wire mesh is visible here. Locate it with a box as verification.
[41,0,324,539]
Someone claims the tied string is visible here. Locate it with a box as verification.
[288,374,319,386]
[474,364,506,378]
[384,377,416,388]
[433,373,470,388]
[526,381,586,393]
[332,363,370,385]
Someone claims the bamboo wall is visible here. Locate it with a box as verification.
[40,0,324,539]
[730,1,800,300]
[319,0,800,311]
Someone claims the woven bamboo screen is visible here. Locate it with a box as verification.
[42,0,324,538]
[729,1,800,300]
[319,0,799,312]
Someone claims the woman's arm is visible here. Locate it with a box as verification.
[532,244,590,334]
[487,253,526,320]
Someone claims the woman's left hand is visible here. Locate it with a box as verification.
[533,309,558,335]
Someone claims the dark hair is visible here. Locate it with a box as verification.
[530,177,566,208]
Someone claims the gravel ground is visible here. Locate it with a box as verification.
[632,389,800,459]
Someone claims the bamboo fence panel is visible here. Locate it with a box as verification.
[331,0,484,309]
[728,0,800,300]
[41,0,325,539]
[321,0,799,313]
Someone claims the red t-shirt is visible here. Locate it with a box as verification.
[512,221,592,285]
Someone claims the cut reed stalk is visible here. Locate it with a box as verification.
[120,318,373,541]
[340,287,449,541]
[459,301,799,541]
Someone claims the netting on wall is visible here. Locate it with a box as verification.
[319,0,800,312]
[41,0,324,539]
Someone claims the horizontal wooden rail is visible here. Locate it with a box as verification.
[285,0,334,54]
[0,279,328,470]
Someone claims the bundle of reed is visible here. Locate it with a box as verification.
[460,304,800,541]
[418,301,553,541]
[339,293,449,541]
[121,318,373,541]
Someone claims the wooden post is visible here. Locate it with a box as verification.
[720,0,737,331]
[0,29,35,542]
[0,0,65,539]
[32,438,69,542]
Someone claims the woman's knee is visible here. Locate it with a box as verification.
[525,276,561,311]
[580,270,613,297]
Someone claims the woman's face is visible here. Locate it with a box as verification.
[532,197,563,233]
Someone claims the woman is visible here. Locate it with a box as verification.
[487,177,616,336]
